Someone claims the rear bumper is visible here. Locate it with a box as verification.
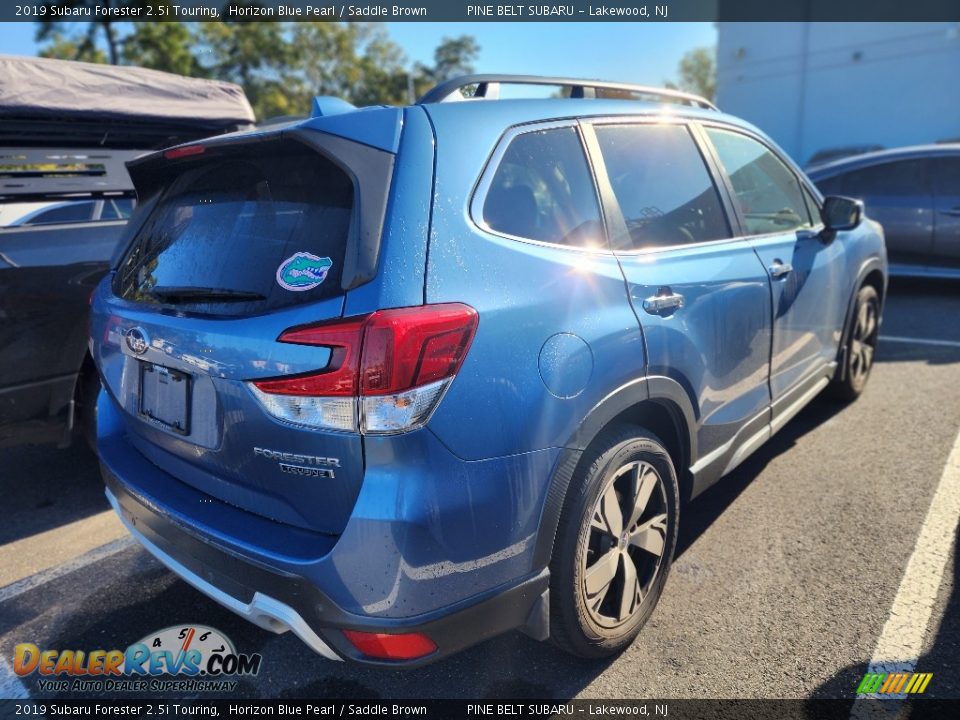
[102,459,551,668]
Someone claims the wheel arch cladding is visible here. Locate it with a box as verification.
[531,376,697,569]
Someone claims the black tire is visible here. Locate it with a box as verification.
[78,368,100,451]
[830,284,880,402]
[549,426,680,659]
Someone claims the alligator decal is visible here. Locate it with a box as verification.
[276,252,333,292]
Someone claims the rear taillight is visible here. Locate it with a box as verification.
[248,304,478,434]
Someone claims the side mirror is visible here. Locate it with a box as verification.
[821,196,863,232]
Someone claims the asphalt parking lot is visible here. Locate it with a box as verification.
[2,278,959,701]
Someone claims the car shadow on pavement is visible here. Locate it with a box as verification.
[675,393,847,560]
[0,396,857,701]
[2,542,619,701]
[808,524,959,707]
[875,338,960,367]
[0,441,107,546]
[283,394,855,700]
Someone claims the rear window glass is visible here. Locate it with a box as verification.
[481,127,602,247]
[115,142,353,317]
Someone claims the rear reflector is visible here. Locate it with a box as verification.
[164,145,206,160]
[249,304,478,434]
[341,630,437,661]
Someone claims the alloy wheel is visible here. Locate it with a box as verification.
[849,294,879,385]
[581,460,669,628]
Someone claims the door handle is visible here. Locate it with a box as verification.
[768,261,793,279]
[642,287,684,315]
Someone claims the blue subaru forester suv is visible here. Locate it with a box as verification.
[91,75,887,665]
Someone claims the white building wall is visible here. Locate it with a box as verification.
[716,23,960,165]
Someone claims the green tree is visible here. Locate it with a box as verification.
[194,18,298,119]
[37,29,108,63]
[35,1,144,65]
[413,35,480,99]
[667,46,716,102]
[123,16,206,77]
[32,12,480,120]
[290,23,408,107]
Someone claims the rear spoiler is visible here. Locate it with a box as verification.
[0,147,140,201]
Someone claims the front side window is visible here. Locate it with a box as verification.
[803,187,822,226]
[594,123,730,249]
[706,128,813,236]
[481,127,602,247]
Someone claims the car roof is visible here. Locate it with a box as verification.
[417,97,791,172]
[167,97,765,160]
[418,96,742,127]
[807,143,960,178]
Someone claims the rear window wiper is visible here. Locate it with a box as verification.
[149,286,267,303]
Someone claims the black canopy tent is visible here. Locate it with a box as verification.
[0,54,255,150]
[0,55,255,200]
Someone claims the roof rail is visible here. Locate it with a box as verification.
[417,74,718,111]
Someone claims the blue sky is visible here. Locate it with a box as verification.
[0,22,715,86]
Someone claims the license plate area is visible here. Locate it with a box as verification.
[138,362,191,435]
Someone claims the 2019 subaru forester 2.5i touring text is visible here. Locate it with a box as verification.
[90,75,887,665]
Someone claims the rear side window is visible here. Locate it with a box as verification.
[841,159,929,197]
[115,142,353,316]
[706,128,813,236]
[594,123,730,249]
[481,127,602,247]
[932,157,960,196]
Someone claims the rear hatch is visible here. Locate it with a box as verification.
[91,119,397,535]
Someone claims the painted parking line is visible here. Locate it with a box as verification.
[0,655,30,700]
[0,536,134,605]
[850,426,960,715]
[0,509,128,588]
[881,335,960,349]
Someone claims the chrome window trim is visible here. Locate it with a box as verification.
[469,113,827,257]
[584,116,743,256]
[469,118,614,255]
[697,121,828,242]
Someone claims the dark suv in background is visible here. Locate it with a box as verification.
[808,144,960,278]
[0,54,254,448]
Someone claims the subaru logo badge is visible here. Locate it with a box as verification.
[126,327,150,355]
